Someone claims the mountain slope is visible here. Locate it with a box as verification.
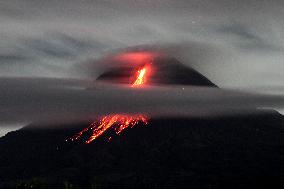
[97,55,217,87]
[0,111,283,188]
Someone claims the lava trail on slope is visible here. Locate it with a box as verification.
[70,66,150,143]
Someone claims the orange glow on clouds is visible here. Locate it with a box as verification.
[115,52,156,64]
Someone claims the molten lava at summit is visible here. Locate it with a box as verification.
[132,67,147,86]
[70,66,150,143]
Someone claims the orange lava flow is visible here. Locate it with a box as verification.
[72,114,148,144]
[70,67,149,143]
[132,67,147,86]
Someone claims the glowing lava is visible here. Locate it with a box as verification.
[132,67,147,86]
[70,66,149,143]
[72,114,148,144]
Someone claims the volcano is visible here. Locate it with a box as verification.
[71,54,217,144]
[97,52,217,87]
[0,54,283,188]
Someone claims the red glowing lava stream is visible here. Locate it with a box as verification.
[132,67,147,86]
[71,67,149,143]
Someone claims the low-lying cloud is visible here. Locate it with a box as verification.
[0,77,283,127]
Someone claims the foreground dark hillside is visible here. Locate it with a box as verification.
[0,111,284,189]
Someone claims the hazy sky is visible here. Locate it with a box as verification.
[1,0,284,136]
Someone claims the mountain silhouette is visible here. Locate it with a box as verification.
[0,56,283,188]
[97,55,217,87]
[0,110,283,188]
